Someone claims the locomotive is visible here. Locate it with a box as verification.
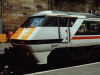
[7,11,100,64]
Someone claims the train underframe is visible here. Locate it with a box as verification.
[4,45,100,65]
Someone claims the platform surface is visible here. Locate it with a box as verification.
[26,62,100,75]
[0,43,12,54]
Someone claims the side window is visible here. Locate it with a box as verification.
[92,21,100,34]
[69,18,77,27]
[59,18,67,27]
[75,21,100,35]
[59,17,77,27]
[43,17,77,27]
[75,21,86,35]
[43,17,58,26]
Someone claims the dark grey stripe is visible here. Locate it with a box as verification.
[11,39,63,45]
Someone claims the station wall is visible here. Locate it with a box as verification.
[0,0,100,33]
[2,0,48,33]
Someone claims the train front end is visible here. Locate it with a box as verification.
[10,14,52,64]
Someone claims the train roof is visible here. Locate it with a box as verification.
[31,10,100,18]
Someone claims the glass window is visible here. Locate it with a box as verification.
[59,17,77,27]
[69,18,77,27]
[21,16,44,27]
[75,21,100,35]
[43,17,58,26]
[59,18,67,27]
[43,17,77,27]
[30,18,44,27]
[21,16,77,27]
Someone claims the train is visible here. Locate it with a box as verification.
[5,11,100,64]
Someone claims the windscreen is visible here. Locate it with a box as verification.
[21,16,44,27]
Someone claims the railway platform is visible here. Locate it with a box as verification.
[0,42,12,54]
[26,62,100,75]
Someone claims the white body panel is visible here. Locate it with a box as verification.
[35,27,59,40]
[32,51,51,64]
[71,39,100,47]
[27,27,43,40]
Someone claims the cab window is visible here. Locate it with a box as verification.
[21,16,44,27]
[43,17,77,27]
[43,17,58,26]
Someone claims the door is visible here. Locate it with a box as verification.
[57,17,70,43]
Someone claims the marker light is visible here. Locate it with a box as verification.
[20,41,24,44]
[27,52,30,57]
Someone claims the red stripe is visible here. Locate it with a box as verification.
[71,36,100,40]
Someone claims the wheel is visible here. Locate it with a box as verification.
[69,47,93,60]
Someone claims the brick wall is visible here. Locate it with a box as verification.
[0,0,100,33]
[2,0,48,33]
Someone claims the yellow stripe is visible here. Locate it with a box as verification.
[11,27,36,40]
[19,27,36,40]
[11,28,24,39]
